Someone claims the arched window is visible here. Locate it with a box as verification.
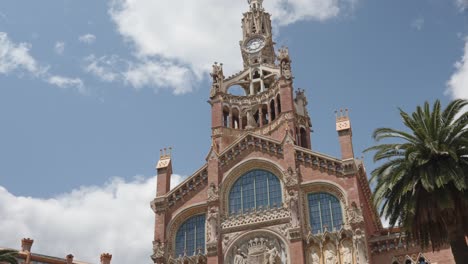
[175,215,206,257]
[308,193,343,233]
[229,169,282,215]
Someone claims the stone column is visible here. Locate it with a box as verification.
[259,107,263,126]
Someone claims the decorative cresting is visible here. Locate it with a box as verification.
[165,165,208,209]
[369,232,417,254]
[216,134,284,169]
[225,230,289,264]
[167,204,207,260]
[295,147,357,176]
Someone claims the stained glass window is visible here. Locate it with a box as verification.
[228,169,282,215]
[175,214,205,257]
[308,192,343,234]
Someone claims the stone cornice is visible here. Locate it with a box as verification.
[294,147,357,176]
[163,165,209,209]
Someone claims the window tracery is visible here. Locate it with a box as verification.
[228,169,282,215]
[307,192,343,234]
[175,214,206,257]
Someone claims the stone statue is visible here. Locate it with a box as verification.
[280,60,292,80]
[234,249,246,264]
[324,243,337,264]
[264,244,280,264]
[207,207,218,243]
[341,240,353,264]
[246,109,258,128]
[210,62,224,97]
[310,247,320,264]
[277,47,289,61]
[207,182,219,202]
[347,202,364,224]
[286,190,299,228]
[152,240,165,259]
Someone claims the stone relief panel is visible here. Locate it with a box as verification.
[340,239,353,264]
[225,231,288,264]
[323,242,338,264]
[308,245,320,264]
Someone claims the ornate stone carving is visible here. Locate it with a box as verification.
[151,197,168,215]
[285,190,299,228]
[227,234,287,264]
[280,60,292,80]
[310,246,320,264]
[283,166,298,188]
[324,242,338,264]
[207,206,219,243]
[340,240,353,264]
[347,202,364,224]
[354,230,369,264]
[210,62,224,97]
[277,47,289,62]
[221,206,290,233]
[151,240,166,262]
[207,182,219,202]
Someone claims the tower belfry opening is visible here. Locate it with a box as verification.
[208,0,312,153]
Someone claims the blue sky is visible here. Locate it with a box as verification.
[0,0,467,263]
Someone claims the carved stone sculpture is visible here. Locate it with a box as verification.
[283,166,298,187]
[280,61,292,80]
[207,207,219,243]
[341,240,353,264]
[210,62,224,97]
[234,249,247,264]
[152,240,165,260]
[310,247,320,264]
[286,190,299,228]
[264,244,281,264]
[347,202,364,224]
[207,182,219,202]
[324,243,337,264]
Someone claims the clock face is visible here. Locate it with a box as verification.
[245,37,265,53]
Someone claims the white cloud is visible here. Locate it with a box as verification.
[54,42,65,55]
[84,55,121,82]
[84,55,195,94]
[0,32,43,75]
[456,0,468,11]
[0,32,85,93]
[105,0,355,93]
[0,174,185,264]
[447,37,468,100]
[411,16,424,31]
[79,34,96,44]
[47,76,86,94]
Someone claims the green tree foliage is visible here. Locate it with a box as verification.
[365,99,468,263]
[0,249,19,264]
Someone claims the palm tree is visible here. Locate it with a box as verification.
[0,249,19,264]
[365,99,468,263]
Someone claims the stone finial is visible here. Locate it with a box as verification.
[335,109,351,132]
[66,254,74,264]
[159,147,172,159]
[21,238,34,252]
[100,253,112,264]
[157,147,172,169]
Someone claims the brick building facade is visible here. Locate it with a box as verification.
[150,1,456,263]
